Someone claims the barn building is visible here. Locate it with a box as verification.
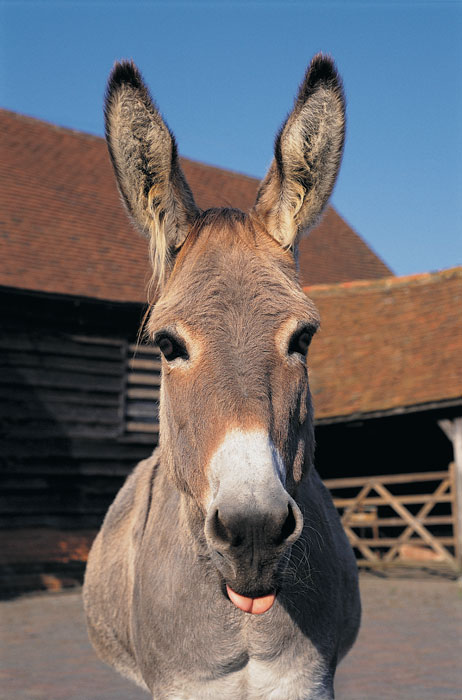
[1,109,460,594]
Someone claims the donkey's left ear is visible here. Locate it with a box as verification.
[252,54,345,248]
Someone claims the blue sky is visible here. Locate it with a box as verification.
[1,0,461,276]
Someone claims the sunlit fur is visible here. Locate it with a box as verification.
[84,54,360,700]
[148,209,320,504]
[253,54,345,250]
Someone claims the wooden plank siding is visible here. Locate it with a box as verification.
[0,330,125,438]
[123,343,161,436]
[0,291,161,595]
[0,329,154,532]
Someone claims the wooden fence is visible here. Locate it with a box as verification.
[324,465,460,571]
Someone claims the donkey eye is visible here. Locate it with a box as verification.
[155,334,189,362]
[288,328,313,357]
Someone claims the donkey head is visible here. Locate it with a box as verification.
[105,55,345,614]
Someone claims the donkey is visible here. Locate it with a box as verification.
[83,54,361,699]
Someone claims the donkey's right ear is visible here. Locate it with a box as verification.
[105,61,199,286]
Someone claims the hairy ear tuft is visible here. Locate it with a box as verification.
[295,53,344,106]
[106,60,146,95]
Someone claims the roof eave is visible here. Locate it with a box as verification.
[315,397,462,425]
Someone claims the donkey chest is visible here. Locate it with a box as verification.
[152,615,330,700]
[165,655,330,700]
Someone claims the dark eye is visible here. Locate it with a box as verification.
[155,333,189,362]
[288,327,313,357]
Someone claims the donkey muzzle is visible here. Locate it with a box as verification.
[205,494,303,603]
[205,429,304,608]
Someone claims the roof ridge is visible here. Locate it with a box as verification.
[0,107,105,142]
[304,265,462,295]
[1,108,261,183]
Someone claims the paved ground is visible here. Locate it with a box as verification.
[1,572,461,700]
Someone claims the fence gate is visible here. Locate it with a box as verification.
[324,466,459,571]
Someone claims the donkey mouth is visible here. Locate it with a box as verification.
[226,584,276,615]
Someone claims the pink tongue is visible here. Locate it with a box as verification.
[226,585,276,615]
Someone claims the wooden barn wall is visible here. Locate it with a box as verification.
[0,289,155,595]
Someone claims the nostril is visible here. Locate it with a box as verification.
[206,499,302,552]
[211,509,240,546]
[275,503,297,545]
[210,509,243,547]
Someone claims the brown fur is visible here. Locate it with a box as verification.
[147,210,319,504]
[84,55,360,700]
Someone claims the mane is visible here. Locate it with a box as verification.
[147,207,247,303]
[140,208,247,342]
[185,207,246,247]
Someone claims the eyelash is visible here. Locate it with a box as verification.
[288,327,314,356]
[155,333,189,362]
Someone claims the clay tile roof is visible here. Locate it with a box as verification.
[306,267,462,421]
[0,109,391,303]
[297,207,391,287]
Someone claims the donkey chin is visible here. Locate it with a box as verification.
[203,429,304,615]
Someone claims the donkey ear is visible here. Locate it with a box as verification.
[105,61,199,285]
[252,54,345,248]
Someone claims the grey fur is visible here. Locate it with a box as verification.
[84,55,360,700]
